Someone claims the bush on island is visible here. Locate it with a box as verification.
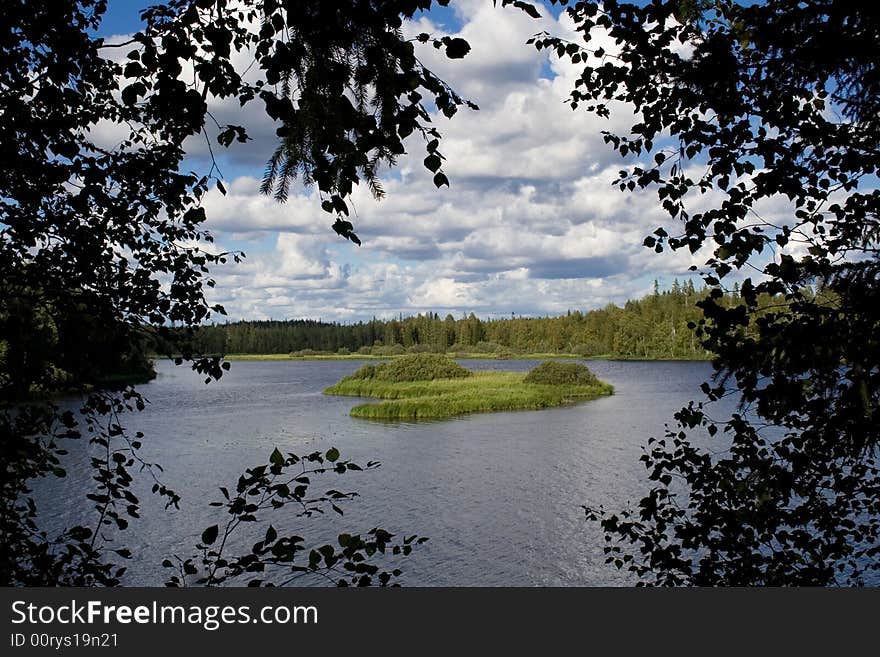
[524,361,600,386]
[347,353,471,382]
[371,343,406,356]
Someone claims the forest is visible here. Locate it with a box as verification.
[188,281,741,360]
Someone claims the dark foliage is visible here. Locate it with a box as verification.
[2,0,230,585]
[524,361,600,386]
[164,447,426,587]
[534,0,880,584]
[1,0,472,586]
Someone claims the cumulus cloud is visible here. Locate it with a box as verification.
[190,2,778,322]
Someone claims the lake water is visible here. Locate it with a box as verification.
[36,359,729,586]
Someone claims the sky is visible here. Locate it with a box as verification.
[98,0,720,323]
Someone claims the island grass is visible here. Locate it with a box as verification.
[323,371,613,419]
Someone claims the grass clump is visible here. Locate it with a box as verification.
[345,353,471,383]
[523,360,600,386]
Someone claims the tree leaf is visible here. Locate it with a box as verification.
[201,525,219,546]
[423,154,442,172]
[444,37,471,59]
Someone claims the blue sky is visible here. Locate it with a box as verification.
[97,0,729,322]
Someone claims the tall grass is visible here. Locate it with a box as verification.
[324,371,613,419]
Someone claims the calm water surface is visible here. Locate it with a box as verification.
[37,359,730,586]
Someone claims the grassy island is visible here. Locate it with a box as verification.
[323,355,613,420]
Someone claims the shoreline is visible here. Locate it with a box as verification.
[170,353,712,363]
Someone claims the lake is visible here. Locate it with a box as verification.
[36,359,729,586]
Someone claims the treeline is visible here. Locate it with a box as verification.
[190,280,733,360]
[1,285,157,399]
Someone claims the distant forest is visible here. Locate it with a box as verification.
[187,280,747,360]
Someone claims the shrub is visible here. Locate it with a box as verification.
[380,354,471,381]
[346,354,471,383]
[407,343,442,353]
[472,341,502,353]
[524,361,600,386]
[291,348,320,357]
[346,363,380,380]
[372,343,405,356]
[569,342,602,357]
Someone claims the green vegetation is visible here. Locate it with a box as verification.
[1,286,157,400]
[523,361,600,386]
[188,282,726,360]
[344,354,471,382]
[324,359,612,420]
[221,351,604,362]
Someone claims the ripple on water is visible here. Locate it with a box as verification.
[32,358,723,586]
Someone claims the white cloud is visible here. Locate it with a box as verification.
[408,277,478,308]
[190,3,795,322]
